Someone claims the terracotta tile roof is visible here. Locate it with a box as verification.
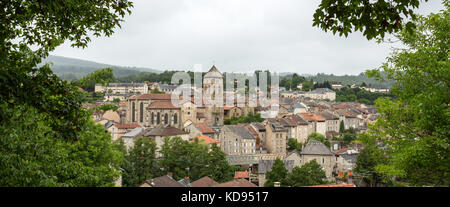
[299,113,325,122]
[147,101,179,109]
[213,179,257,187]
[196,112,206,118]
[245,125,259,137]
[224,106,234,110]
[195,136,219,145]
[115,123,141,129]
[234,171,249,179]
[194,123,215,134]
[119,101,127,107]
[335,109,357,118]
[129,93,172,100]
[310,184,355,187]
[191,176,219,187]
[335,147,351,154]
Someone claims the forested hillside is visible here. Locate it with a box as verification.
[42,55,161,80]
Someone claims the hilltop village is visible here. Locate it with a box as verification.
[87,66,382,187]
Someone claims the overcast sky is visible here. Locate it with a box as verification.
[51,0,445,75]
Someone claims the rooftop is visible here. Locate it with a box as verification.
[145,126,188,137]
[301,140,334,156]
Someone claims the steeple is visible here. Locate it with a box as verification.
[208,65,220,73]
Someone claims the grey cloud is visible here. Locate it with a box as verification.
[51,0,445,75]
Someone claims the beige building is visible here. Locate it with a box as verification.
[203,66,224,126]
[279,114,310,144]
[106,122,141,141]
[95,83,148,94]
[299,113,327,136]
[265,119,288,154]
[303,88,336,101]
[300,140,336,179]
[219,125,256,155]
[143,126,190,156]
[126,93,172,126]
[317,111,340,133]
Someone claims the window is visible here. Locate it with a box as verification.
[132,102,136,122]
[157,112,160,124]
[164,113,168,124]
[174,113,178,124]
[151,112,154,124]
[322,158,325,164]
[139,102,144,122]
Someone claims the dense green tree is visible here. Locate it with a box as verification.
[94,103,119,113]
[339,120,345,134]
[76,68,116,91]
[121,138,158,187]
[0,0,133,140]
[287,138,302,151]
[336,87,395,105]
[0,104,123,186]
[313,0,427,40]
[301,80,315,91]
[308,132,331,148]
[224,112,264,125]
[159,136,234,182]
[201,143,234,183]
[264,158,288,187]
[286,160,328,187]
[363,4,450,186]
[354,134,388,187]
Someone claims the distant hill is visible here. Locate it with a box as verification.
[309,72,393,88]
[42,55,161,80]
[281,72,393,88]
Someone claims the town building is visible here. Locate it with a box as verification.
[265,119,288,154]
[219,125,256,156]
[300,140,336,179]
[95,83,148,94]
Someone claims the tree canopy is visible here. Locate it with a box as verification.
[313,0,428,40]
[0,0,132,186]
[286,160,328,187]
[363,3,450,186]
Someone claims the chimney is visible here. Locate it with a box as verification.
[167,172,173,179]
[184,176,190,183]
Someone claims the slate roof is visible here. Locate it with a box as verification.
[121,127,145,138]
[308,88,335,94]
[258,160,295,174]
[159,84,178,91]
[250,122,266,132]
[99,83,147,87]
[178,178,192,187]
[317,111,339,120]
[224,125,255,139]
[141,175,185,187]
[300,140,334,156]
[267,119,288,132]
[191,176,219,187]
[213,179,257,187]
[129,93,172,100]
